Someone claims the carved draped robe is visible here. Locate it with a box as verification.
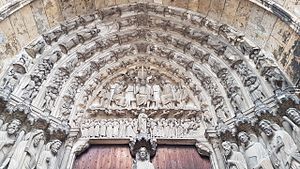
[136,84,151,107]
[161,83,174,108]
[137,114,148,134]
[112,121,119,137]
[36,150,58,169]
[136,161,155,169]
[119,121,126,137]
[106,122,113,138]
[151,84,161,107]
[227,151,247,169]
[126,122,136,137]
[125,84,135,107]
[244,141,274,169]
[7,137,43,169]
[269,130,300,169]
[0,131,16,165]
[100,122,107,137]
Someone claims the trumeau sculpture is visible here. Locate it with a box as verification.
[0,2,298,169]
[133,147,155,169]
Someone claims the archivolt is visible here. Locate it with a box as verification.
[0,3,292,128]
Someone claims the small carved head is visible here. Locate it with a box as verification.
[238,131,250,144]
[221,141,232,156]
[7,119,21,135]
[258,120,273,136]
[32,130,45,147]
[137,147,149,161]
[286,108,300,125]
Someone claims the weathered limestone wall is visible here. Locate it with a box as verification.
[0,0,299,82]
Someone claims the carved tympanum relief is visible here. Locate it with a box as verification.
[88,66,198,111]
[0,2,298,169]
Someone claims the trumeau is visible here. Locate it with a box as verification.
[0,2,299,169]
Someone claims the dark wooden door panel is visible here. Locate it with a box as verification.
[73,145,132,169]
[152,145,211,169]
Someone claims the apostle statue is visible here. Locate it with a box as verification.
[221,141,247,169]
[0,119,23,167]
[132,147,155,169]
[259,120,300,169]
[36,140,62,169]
[238,131,273,169]
[7,129,45,169]
[282,108,300,150]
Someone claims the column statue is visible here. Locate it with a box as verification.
[259,120,300,169]
[0,119,22,167]
[238,131,273,169]
[221,141,247,169]
[36,140,62,169]
[7,129,45,169]
[282,108,300,150]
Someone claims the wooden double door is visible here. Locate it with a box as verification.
[73,145,211,169]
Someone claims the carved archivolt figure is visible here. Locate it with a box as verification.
[262,66,287,92]
[133,147,155,169]
[7,130,45,169]
[238,131,273,169]
[36,140,62,169]
[259,120,300,169]
[221,141,247,169]
[228,86,245,111]
[0,119,22,167]
[244,76,265,102]
[1,68,21,96]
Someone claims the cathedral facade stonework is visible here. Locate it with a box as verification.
[0,1,299,169]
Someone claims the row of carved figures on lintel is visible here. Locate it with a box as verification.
[0,119,63,169]
[81,116,203,139]
[220,108,300,169]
